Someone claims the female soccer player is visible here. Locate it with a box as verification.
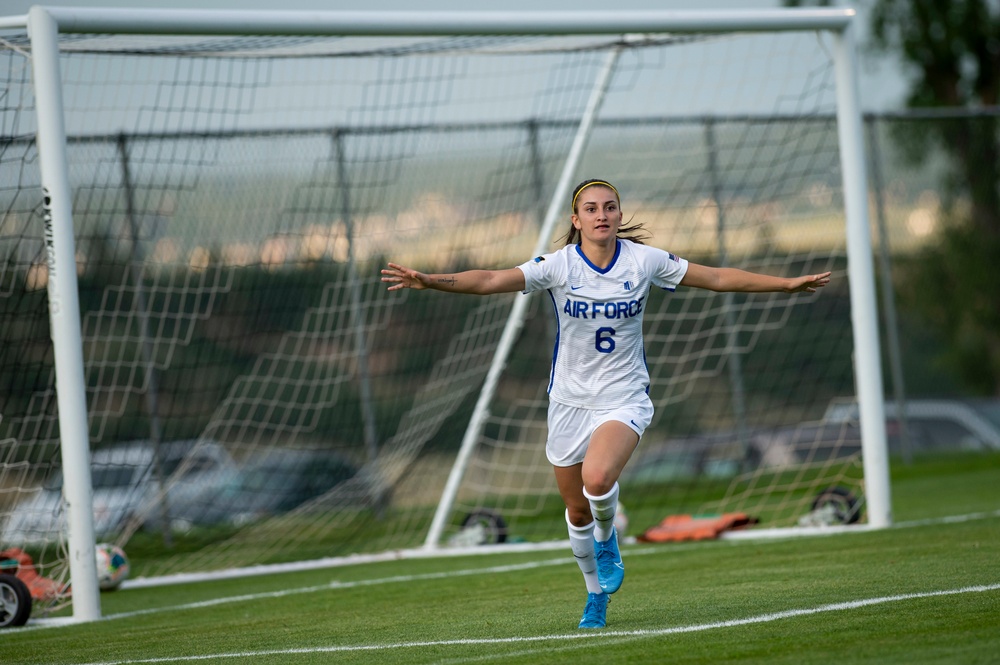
[381,179,831,629]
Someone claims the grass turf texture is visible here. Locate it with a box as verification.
[1,450,998,665]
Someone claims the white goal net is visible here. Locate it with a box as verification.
[0,9,885,619]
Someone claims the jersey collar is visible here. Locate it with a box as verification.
[575,239,621,274]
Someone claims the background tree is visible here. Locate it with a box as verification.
[788,0,1000,394]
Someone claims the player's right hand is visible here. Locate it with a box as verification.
[381,262,428,291]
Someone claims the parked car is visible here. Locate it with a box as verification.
[622,432,750,484]
[1,440,236,545]
[624,397,1000,486]
[171,447,359,529]
[823,398,1000,451]
[620,422,863,485]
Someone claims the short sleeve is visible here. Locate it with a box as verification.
[517,251,566,294]
[647,247,689,292]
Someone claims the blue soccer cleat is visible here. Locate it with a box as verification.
[594,529,624,594]
[578,592,609,629]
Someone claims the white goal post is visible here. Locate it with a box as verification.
[7,6,889,625]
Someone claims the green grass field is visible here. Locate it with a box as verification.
[2,451,998,665]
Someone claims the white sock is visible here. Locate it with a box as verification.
[583,482,619,543]
[566,510,602,594]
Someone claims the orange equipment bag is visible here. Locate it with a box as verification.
[636,513,758,543]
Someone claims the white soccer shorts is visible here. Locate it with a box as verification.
[545,396,654,467]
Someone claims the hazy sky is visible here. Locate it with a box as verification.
[1,0,907,110]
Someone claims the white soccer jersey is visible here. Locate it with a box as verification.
[517,239,689,409]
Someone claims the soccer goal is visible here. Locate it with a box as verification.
[0,7,888,623]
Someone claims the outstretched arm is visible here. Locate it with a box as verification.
[381,262,526,295]
[680,263,831,294]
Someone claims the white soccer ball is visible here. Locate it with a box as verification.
[614,501,629,538]
[95,542,130,591]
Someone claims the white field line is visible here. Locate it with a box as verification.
[117,507,1000,590]
[11,508,996,635]
[893,508,1000,527]
[119,539,576,590]
[19,527,997,632]
[12,508,997,633]
[60,582,1000,665]
[721,508,1000,540]
[24,541,717,629]
[0,540,820,636]
[17,557,574,630]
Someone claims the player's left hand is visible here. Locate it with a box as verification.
[786,271,832,293]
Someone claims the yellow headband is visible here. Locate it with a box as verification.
[571,181,619,212]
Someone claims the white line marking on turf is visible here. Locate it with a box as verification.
[24,541,730,631]
[19,510,998,633]
[23,513,999,631]
[117,508,1000,591]
[105,558,575,623]
[68,582,1000,665]
[895,508,1000,528]
[119,539,577,590]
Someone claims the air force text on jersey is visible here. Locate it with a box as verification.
[563,295,645,320]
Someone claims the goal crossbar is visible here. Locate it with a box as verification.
[31,8,855,36]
